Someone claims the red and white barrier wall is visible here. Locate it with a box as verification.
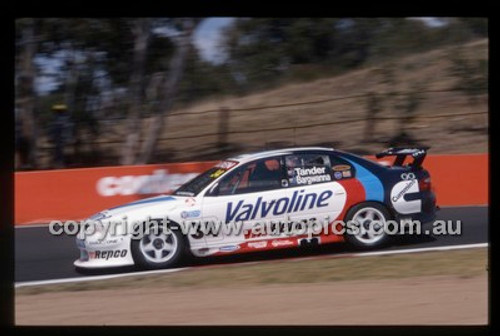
[14,154,488,225]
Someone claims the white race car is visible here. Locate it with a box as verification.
[74,147,437,270]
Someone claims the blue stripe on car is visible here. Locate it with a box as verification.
[109,196,176,210]
[343,158,384,202]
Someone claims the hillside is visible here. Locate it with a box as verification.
[38,39,488,167]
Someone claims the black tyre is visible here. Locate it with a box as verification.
[344,202,392,249]
[131,222,188,269]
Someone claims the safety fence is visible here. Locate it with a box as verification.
[33,88,487,152]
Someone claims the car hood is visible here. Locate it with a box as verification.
[98,195,187,218]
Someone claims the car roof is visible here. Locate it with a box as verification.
[228,147,336,164]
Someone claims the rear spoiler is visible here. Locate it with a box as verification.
[375,147,429,168]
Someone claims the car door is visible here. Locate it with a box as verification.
[282,152,347,235]
[201,156,290,247]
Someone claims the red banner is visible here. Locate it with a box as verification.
[15,161,217,225]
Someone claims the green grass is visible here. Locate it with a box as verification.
[16,248,488,296]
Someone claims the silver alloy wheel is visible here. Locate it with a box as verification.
[351,207,386,244]
[139,229,178,264]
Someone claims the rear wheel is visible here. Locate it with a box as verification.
[131,223,187,269]
[344,202,392,249]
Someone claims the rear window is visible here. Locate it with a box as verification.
[285,153,333,186]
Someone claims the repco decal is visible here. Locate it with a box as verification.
[226,189,333,222]
[90,250,128,260]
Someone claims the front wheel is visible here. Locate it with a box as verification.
[344,202,392,249]
[131,224,187,269]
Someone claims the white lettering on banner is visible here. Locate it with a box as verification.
[96,170,199,197]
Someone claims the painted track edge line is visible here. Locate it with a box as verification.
[15,243,488,288]
[352,242,488,258]
[15,267,189,288]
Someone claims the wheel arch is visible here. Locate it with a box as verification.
[343,200,395,221]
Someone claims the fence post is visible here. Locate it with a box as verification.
[217,106,230,150]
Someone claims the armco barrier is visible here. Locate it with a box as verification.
[14,154,488,225]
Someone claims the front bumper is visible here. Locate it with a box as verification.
[74,236,134,269]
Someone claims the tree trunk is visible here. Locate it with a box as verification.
[120,19,151,165]
[64,47,80,167]
[136,19,196,164]
[17,19,38,168]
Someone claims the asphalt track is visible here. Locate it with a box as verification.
[15,206,488,283]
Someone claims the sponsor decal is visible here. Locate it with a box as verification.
[401,172,416,180]
[181,210,201,219]
[185,197,196,207]
[210,169,226,178]
[294,166,332,185]
[411,149,426,157]
[90,249,128,260]
[247,241,268,249]
[96,169,198,197]
[219,245,240,252]
[392,179,416,202]
[342,170,352,178]
[195,248,211,256]
[332,164,351,172]
[244,221,308,239]
[215,160,238,169]
[87,238,121,246]
[271,240,294,247]
[226,189,333,222]
[394,148,425,155]
[390,180,421,214]
[334,171,343,179]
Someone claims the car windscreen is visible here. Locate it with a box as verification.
[173,161,238,196]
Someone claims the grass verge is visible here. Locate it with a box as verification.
[17,248,487,296]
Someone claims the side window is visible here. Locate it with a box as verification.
[285,153,333,187]
[216,157,284,196]
[329,154,355,180]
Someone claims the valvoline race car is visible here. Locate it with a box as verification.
[75,147,438,270]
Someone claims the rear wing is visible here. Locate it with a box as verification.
[375,147,429,168]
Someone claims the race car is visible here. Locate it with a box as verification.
[74,146,437,270]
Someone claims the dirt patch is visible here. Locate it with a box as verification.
[16,274,487,325]
[16,248,488,325]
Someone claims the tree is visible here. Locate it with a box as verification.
[121,19,152,165]
[15,19,39,168]
[137,18,200,164]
